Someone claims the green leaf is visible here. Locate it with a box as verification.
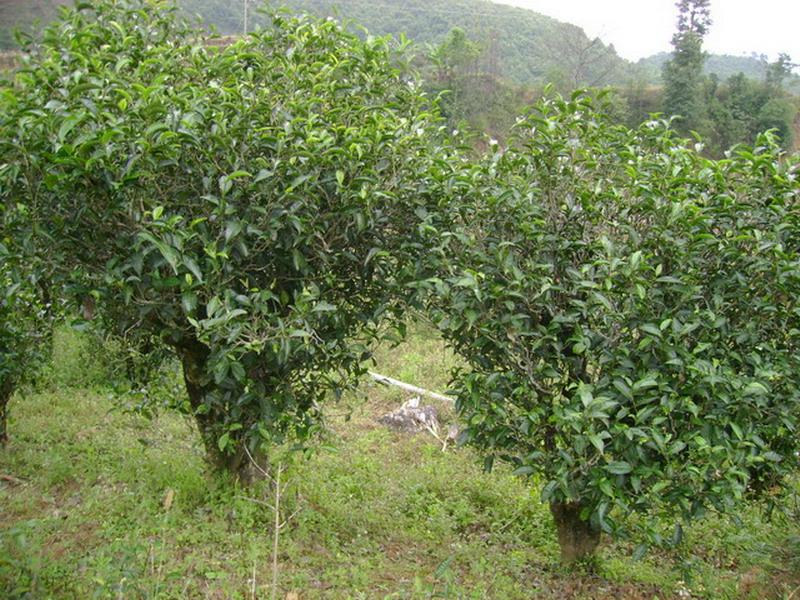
[671,523,683,546]
[633,377,658,391]
[254,169,273,183]
[589,434,605,453]
[578,384,593,407]
[632,544,648,561]
[313,301,336,312]
[744,382,768,396]
[183,257,203,282]
[286,174,311,193]
[181,292,198,313]
[640,323,661,337]
[57,115,82,142]
[605,461,632,475]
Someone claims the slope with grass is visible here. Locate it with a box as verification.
[2,326,799,598]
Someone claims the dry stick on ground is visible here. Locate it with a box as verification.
[0,473,27,485]
[370,373,461,450]
[368,371,453,403]
[241,445,301,600]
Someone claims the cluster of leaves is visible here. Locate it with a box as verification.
[0,179,53,444]
[426,92,800,552]
[0,0,445,475]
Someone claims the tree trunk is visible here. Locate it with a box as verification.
[0,376,13,447]
[550,501,601,564]
[176,337,265,484]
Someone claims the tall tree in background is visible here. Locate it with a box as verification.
[662,0,712,133]
[765,53,796,93]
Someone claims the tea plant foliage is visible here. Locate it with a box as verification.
[0,199,52,445]
[0,0,444,476]
[427,92,800,561]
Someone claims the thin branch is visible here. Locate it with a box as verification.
[243,443,270,479]
[236,495,275,510]
[271,462,282,600]
[368,371,453,403]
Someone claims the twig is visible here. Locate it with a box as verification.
[236,495,275,510]
[368,371,453,403]
[271,462,282,600]
[788,583,800,600]
[250,558,257,600]
[0,474,27,486]
[243,444,270,479]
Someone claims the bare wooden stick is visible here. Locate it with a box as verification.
[250,558,256,600]
[243,444,270,479]
[0,474,26,485]
[271,462,282,600]
[368,372,453,404]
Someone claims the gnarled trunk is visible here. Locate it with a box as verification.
[0,376,13,447]
[550,501,601,564]
[176,337,265,484]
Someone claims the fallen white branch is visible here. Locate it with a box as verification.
[368,371,454,404]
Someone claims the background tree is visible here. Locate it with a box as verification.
[424,27,526,143]
[0,0,446,480]
[662,0,712,133]
[765,53,796,93]
[537,25,621,93]
[700,55,799,154]
[426,92,800,564]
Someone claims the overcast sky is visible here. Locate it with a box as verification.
[492,0,800,64]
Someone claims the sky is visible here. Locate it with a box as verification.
[492,0,800,64]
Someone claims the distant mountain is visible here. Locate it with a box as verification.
[3,1,797,94]
[0,0,68,49]
[184,0,635,87]
[1,0,631,87]
[637,51,800,93]
[638,51,769,81]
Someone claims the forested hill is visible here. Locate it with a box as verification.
[638,51,800,93]
[182,0,631,87]
[0,0,68,49]
[1,0,631,87]
[2,1,796,92]
[639,52,768,81]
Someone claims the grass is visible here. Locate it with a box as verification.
[2,324,800,598]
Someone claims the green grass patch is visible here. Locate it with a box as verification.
[2,325,799,598]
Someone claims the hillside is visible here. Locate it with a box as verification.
[184,0,632,87]
[638,51,769,81]
[0,0,67,49]
[2,1,796,92]
[638,51,800,93]
[1,0,630,87]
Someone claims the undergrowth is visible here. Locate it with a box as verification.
[1,325,799,598]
